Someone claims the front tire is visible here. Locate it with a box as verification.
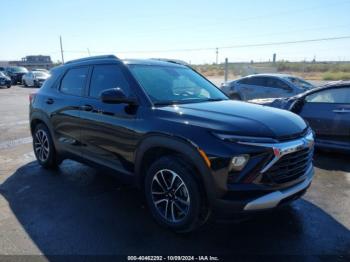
[6,84,11,88]
[33,123,61,169]
[144,156,203,233]
[230,93,242,100]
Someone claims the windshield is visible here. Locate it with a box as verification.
[9,67,28,73]
[33,71,49,77]
[287,77,314,90]
[128,65,228,105]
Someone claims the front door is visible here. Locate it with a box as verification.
[79,63,138,174]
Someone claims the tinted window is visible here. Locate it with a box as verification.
[249,77,267,86]
[287,77,313,90]
[238,78,250,84]
[8,67,28,73]
[238,77,266,86]
[266,77,290,90]
[89,65,130,98]
[60,67,88,96]
[305,87,350,103]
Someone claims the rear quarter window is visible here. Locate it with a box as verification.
[39,69,61,90]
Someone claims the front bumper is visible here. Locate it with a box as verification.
[0,79,11,86]
[209,131,315,216]
[34,79,46,87]
[243,165,313,210]
[212,165,313,215]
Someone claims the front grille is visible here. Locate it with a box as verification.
[263,147,313,184]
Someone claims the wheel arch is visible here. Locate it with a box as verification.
[30,112,51,135]
[229,85,243,100]
[134,133,216,206]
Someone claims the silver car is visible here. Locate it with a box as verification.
[22,71,50,87]
[221,74,315,101]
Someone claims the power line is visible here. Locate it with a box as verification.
[220,35,350,49]
[107,0,350,37]
[63,35,350,54]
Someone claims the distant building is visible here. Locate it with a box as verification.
[0,61,9,67]
[9,55,53,70]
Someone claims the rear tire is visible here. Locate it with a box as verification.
[6,85,11,88]
[144,156,204,233]
[33,123,61,169]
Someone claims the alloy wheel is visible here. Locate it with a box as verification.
[151,169,190,223]
[34,129,50,162]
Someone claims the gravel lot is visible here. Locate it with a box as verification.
[0,85,349,258]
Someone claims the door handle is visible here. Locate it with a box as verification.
[80,105,93,111]
[333,109,350,113]
[46,98,54,104]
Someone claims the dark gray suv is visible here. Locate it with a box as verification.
[221,74,315,101]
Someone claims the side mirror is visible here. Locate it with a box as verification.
[100,87,137,105]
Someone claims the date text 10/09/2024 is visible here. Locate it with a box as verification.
[127,256,220,261]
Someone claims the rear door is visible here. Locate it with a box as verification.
[50,66,88,156]
[299,87,350,146]
[79,63,138,173]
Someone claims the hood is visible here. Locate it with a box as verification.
[155,100,307,139]
[36,76,49,80]
[249,97,291,108]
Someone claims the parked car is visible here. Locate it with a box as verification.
[22,71,50,87]
[0,72,11,88]
[5,66,28,84]
[221,74,315,101]
[30,55,314,232]
[0,67,6,73]
[250,81,350,152]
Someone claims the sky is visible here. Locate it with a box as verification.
[1,0,350,64]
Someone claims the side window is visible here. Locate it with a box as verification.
[60,67,88,96]
[266,78,290,90]
[305,87,350,103]
[250,77,267,86]
[238,78,249,85]
[89,64,130,98]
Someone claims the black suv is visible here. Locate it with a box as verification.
[6,66,28,84]
[29,55,314,232]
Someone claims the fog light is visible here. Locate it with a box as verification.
[229,154,249,171]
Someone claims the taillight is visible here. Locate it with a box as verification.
[29,93,36,103]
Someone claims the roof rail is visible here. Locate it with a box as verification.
[150,58,190,66]
[65,55,119,64]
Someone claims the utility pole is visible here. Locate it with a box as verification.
[273,53,276,64]
[87,48,91,56]
[224,58,228,82]
[60,35,64,64]
[216,48,219,64]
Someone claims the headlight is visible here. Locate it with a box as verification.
[212,132,278,144]
[229,154,250,171]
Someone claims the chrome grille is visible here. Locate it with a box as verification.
[264,147,313,184]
